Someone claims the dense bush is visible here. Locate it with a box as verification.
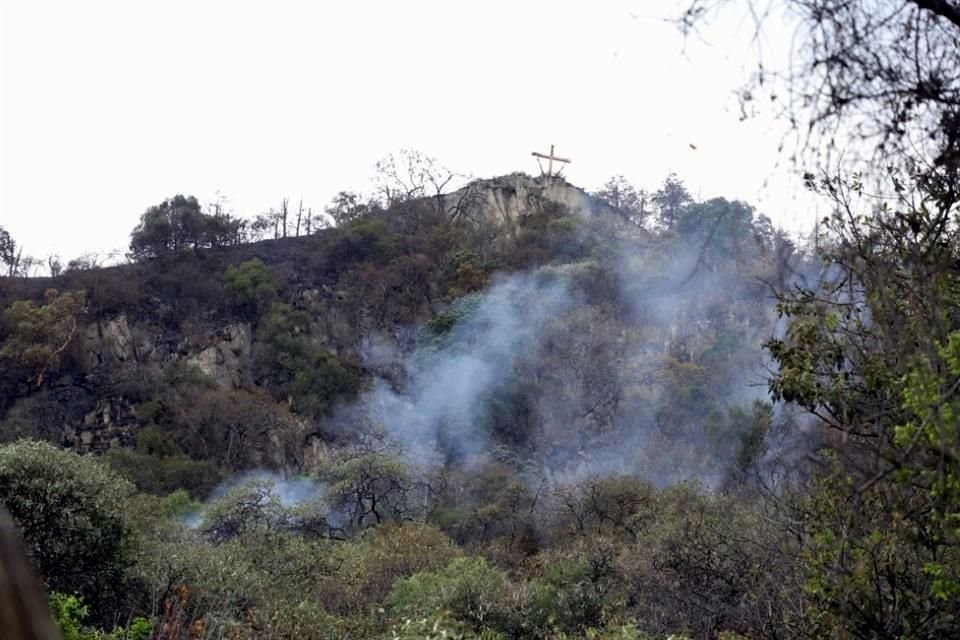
[222,258,277,320]
[104,446,224,498]
[254,302,359,420]
[388,556,515,633]
[0,441,137,623]
[325,216,398,268]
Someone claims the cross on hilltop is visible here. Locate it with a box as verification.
[531,144,571,178]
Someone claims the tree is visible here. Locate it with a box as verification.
[222,258,277,319]
[0,289,86,386]
[764,172,960,636]
[682,4,960,633]
[128,194,244,260]
[682,1,960,189]
[254,302,358,418]
[652,173,692,229]
[0,441,137,624]
[322,451,414,532]
[325,191,372,227]
[374,150,472,217]
[0,226,21,276]
[593,176,649,226]
[199,479,287,544]
[46,254,62,278]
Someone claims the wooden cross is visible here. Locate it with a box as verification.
[531,144,571,177]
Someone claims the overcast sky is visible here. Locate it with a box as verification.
[1,0,819,265]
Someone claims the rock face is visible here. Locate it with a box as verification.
[82,315,147,367]
[440,173,623,232]
[185,323,253,389]
[62,397,137,454]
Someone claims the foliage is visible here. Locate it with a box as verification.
[200,479,287,543]
[175,388,308,469]
[49,593,152,640]
[222,258,277,319]
[128,194,245,260]
[324,522,461,615]
[0,224,18,275]
[322,451,414,532]
[0,288,86,386]
[254,302,358,419]
[388,556,514,633]
[159,488,203,520]
[326,216,398,267]
[0,441,137,623]
[525,557,613,634]
[104,445,224,498]
[763,169,960,636]
[49,592,95,640]
[426,292,482,336]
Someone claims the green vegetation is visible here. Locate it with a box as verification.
[254,301,359,419]
[0,441,136,623]
[3,4,960,635]
[0,288,86,386]
[128,194,245,260]
[0,178,805,637]
[221,258,277,320]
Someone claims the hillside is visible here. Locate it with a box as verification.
[0,172,808,638]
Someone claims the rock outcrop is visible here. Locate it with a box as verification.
[185,323,253,389]
[441,174,617,228]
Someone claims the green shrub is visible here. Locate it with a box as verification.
[49,592,95,640]
[255,302,358,419]
[103,446,224,498]
[200,479,286,543]
[526,558,611,634]
[327,216,397,267]
[325,522,461,615]
[222,258,277,319]
[0,441,136,623]
[162,360,215,389]
[160,488,203,520]
[388,556,514,632]
[289,351,358,419]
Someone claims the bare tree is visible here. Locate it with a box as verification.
[682,0,960,188]
[45,255,62,278]
[374,149,473,215]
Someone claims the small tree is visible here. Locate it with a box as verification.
[325,191,372,227]
[0,225,21,276]
[222,258,277,319]
[0,289,86,386]
[653,173,693,229]
[323,451,413,531]
[593,176,649,226]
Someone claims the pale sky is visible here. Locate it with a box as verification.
[1,0,819,265]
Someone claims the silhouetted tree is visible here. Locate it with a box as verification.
[653,173,692,229]
[594,175,649,226]
[0,226,22,277]
[128,194,244,260]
